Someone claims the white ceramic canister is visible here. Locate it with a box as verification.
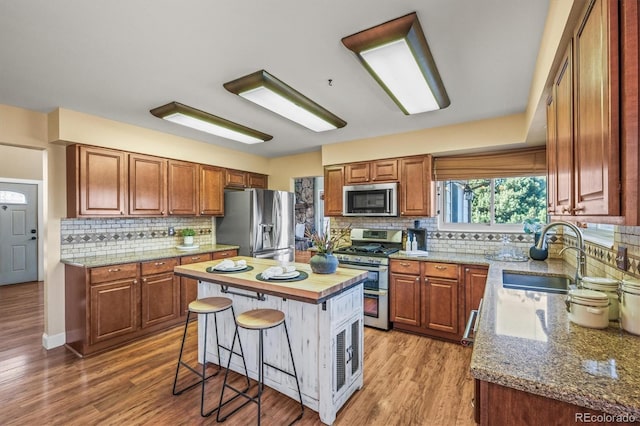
[566,289,610,329]
[620,278,640,335]
[581,276,620,321]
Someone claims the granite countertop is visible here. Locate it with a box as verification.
[391,251,640,417]
[60,244,240,268]
[175,256,368,304]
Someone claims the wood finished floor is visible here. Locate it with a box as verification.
[0,281,475,426]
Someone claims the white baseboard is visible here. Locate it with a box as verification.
[42,332,66,349]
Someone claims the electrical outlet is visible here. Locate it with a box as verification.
[168,226,175,236]
[616,246,628,270]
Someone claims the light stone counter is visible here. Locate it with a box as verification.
[390,251,640,417]
[60,244,239,267]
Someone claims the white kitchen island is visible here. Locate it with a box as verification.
[174,257,367,425]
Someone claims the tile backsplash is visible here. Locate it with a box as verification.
[60,217,215,259]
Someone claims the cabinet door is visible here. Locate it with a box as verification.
[71,145,128,217]
[324,166,344,216]
[344,163,370,184]
[179,252,212,315]
[422,276,458,335]
[141,272,180,328]
[199,165,225,216]
[168,160,199,215]
[129,153,167,216]
[248,173,268,189]
[554,44,574,215]
[371,159,398,182]
[573,0,619,215]
[399,155,433,217]
[225,169,247,189]
[546,95,558,216]
[333,316,362,400]
[390,273,421,326]
[464,266,488,322]
[90,278,138,344]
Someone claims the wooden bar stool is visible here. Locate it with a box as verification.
[217,308,304,425]
[172,297,249,417]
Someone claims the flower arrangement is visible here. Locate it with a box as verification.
[180,228,196,237]
[306,225,351,255]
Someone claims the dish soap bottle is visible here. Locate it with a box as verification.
[411,236,418,252]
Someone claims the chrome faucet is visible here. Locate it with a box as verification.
[535,221,586,285]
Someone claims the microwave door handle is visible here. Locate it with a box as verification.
[386,189,391,213]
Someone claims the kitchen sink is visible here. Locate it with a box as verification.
[502,271,572,294]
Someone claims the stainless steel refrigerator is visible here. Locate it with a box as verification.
[216,189,295,261]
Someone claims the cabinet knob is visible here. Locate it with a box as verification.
[572,205,585,212]
[133,279,138,284]
[415,277,420,282]
[120,211,124,215]
[154,262,165,266]
[108,268,120,273]
[142,278,147,283]
[435,265,447,270]
[561,206,571,213]
[191,256,200,261]
[161,211,165,215]
[400,262,410,267]
[201,211,204,214]
[424,278,429,283]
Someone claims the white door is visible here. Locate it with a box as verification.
[0,183,38,285]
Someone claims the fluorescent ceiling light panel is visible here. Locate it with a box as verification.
[224,70,346,132]
[342,12,450,115]
[150,102,272,144]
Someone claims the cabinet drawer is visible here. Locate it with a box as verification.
[140,258,178,275]
[390,259,421,275]
[424,262,458,279]
[213,250,238,259]
[180,252,212,265]
[90,263,138,284]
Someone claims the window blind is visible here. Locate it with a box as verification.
[433,147,546,180]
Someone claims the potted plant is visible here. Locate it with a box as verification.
[306,226,350,274]
[180,228,196,246]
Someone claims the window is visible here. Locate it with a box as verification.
[439,176,547,231]
[0,190,27,204]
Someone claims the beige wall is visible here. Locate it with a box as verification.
[51,108,270,174]
[268,151,324,191]
[322,113,528,166]
[0,144,43,180]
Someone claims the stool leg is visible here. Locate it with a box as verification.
[216,324,254,422]
[172,310,191,395]
[257,329,264,426]
[200,311,209,417]
[231,306,251,390]
[283,321,305,423]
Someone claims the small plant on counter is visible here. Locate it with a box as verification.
[306,225,351,255]
[180,228,196,237]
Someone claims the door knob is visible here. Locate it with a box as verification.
[31,236,36,240]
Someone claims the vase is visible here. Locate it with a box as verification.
[310,253,338,274]
[183,236,194,246]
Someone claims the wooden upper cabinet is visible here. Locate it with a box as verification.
[573,0,619,216]
[167,160,199,215]
[67,145,127,217]
[247,173,268,189]
[225,169,247,189]
[324,165,344,216]
[344,159,398,184]
[554,44,574,216]
[371,159,398,182]
[129,153,167,216]
[399,155,434,217]
[199,165,224,216]
[546,95,558,216]
[345,162,370,184]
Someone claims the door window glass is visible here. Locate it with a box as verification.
[0,190,27,204]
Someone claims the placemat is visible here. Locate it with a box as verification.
[255,270,309,283]
[205,265,254,274]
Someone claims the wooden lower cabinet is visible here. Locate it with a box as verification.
[390,259,464,341]
[66,257,184,357]
[140,258,179,328]
[476,380,628,425]
[179,252,212,315]
[464,266,488,322]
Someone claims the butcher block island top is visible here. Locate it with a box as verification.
[173,256,367,304]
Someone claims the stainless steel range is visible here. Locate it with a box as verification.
[334,228,402,330]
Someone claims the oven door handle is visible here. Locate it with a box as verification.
[338,262,388,272]
[364,289,387,296]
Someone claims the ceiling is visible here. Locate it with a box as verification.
[0,0,549,158]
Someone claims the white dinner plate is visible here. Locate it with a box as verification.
[214,264,247,272]
[267,271,300,280]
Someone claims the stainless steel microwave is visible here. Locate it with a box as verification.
[342,183,398,216]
